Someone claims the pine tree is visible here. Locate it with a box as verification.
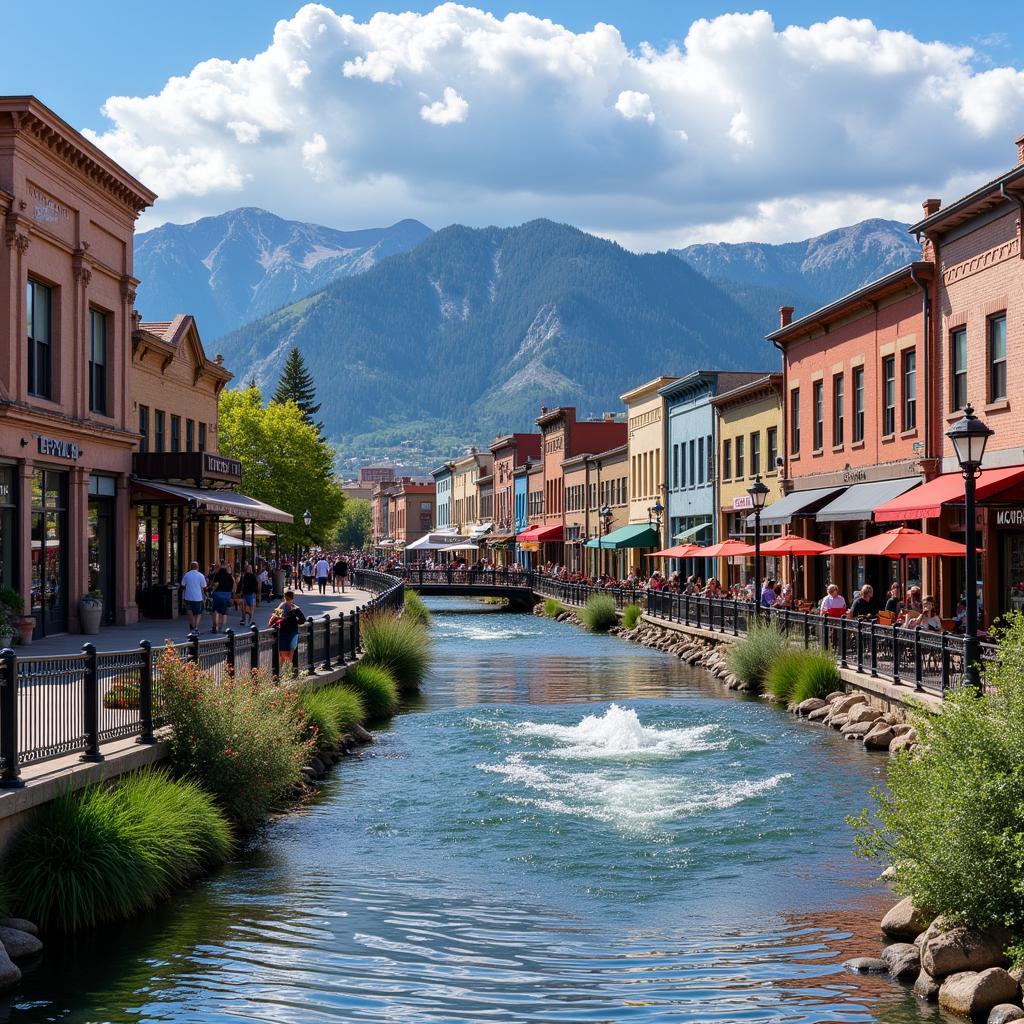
[272,346,323,434]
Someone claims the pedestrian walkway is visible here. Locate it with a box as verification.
[18,588,372,658]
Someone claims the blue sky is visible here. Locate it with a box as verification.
[4,2,1024,246]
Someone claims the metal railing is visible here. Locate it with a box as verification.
[0,570,403,788]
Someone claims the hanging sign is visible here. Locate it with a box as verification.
[35,434,81,460]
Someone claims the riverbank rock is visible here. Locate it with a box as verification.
[989,1005,1024,1024]
[939,969,1019,1018]
[845,956,889,973]
[0,945,19,989]
[914,968,942,1001]
[864,725,895,750]
[881,942,921,980]
[922,923,1011,978]
[0,926,41,959]
[353,724,374,744]
[831,693,868,717]
[825,690,846,703]
[890,733,917,756]
[882,897,931,940]
[807,705,832,722]
[847,705,883,726]
[840,721,874,738]
[0,918,37,937]
[796,698,827,716]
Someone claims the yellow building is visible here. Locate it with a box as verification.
[711,374,784,584]
[621,377,679,549]
[450,449,493,535]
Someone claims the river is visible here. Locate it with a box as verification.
[1,599,953,1023]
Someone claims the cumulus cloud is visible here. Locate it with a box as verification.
[83,4,1024,248]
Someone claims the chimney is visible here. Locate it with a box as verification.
[778,306,794,329]
[603,412,614,422]
[1016,133,1024,166]
[922,198,941,217]
[540,405,548,415]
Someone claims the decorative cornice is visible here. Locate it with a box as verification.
[942,236,1021,285]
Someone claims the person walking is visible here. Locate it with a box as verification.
[181,561,208,635]
[239,562,259,626]
[210,559,235,633]
[269,590,306,674]
[315,553,330,595]
[334,554,349,594]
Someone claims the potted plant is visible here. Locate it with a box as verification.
[0,587,22,647]
[79,589,103,636]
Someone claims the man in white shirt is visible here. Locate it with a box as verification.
[315,555,330,595]
[181,561,208,634]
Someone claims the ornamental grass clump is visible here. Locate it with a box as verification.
[765,649,808,703]
[543,598,563,619]
[725,620,788,691]
[622,604,643,630]
[360,612,432,694]
[579,593,618,633]
[2,769,232,932]
[850,613,1024,951]
[344,662,399,723]
[791,651,841,703]
[403,589,432,626]
[298,684,366,749]
[158,648,311,830]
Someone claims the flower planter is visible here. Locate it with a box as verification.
[78,600,103,636]
[16,616,34,646]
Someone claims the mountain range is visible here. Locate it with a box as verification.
[135,208,432,339]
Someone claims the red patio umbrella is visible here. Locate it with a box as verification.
[758,535,833,556]
[827,527,978,559]
[645,544,703,558]
[701,539,755,558]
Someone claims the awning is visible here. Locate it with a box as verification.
[875,466,1024,522]
[406,532,474,551]
[377,538,397,548]
[218,533,250,549]
[131,479,293,523]
[516,525,563,543]
[486,534,515,548]
[471,522,494,539]
[751,486,845,527]
[225,524,276,539]
[441,541,481,553]
[816,478,920,523]
[675,522,712,541]
[585,523,659,549]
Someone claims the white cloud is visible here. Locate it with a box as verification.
[420,86,469,125]
[84,4,1024,248]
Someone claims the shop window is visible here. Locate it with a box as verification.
[989,313,1007,402]
[882,356,896,437]
[88,308,108,415]
[27,279,53,399]
[790,389,800,455]
[723,439,732,481]
[903,349,917,431]
[736,435,745,478]
[750,431,761,476]
[832,373,844,446]
[186,419,195,452]
[951,328,967,411]
[812,381,823,451]
[767,426,778,471]
[170,415,181,453]
[155,411,165,452]
[139,405,149,453]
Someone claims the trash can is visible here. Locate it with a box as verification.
[147,584,180,619]
[272,569,286,597]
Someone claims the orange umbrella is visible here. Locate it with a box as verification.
[702,539,755,558]
[759,535,833,556]
[828,527,979,559]
[645,544,703,558]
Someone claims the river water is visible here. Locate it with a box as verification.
[2,600,953,1023]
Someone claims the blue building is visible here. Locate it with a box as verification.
[660,371,764,581]
[431,462,453,532]
[513,461,533,568]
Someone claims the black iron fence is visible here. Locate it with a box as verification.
[0,569,403,788]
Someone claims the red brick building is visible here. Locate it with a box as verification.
[490,432,541,562]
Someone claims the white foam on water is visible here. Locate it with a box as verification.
[435,622,544,642]
[510,703,727,759]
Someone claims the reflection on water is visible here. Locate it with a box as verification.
[2,598,954,1024]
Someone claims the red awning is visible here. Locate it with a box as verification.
[875,466,1024,522]
[515,524,564,543]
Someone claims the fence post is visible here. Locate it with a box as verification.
[349,610,357,660]
[272,626,280,679]
[914,626,924,692]
[307,618,316,673]
[225,628,236,676]
[869,624,878,678]
[138,639,155,745]
[81,642,104,763]
[0,648,23,788]
[189,631,200,664]
[733,597,739,636]
[354,608,361,654]
[892,624,901,685]
[803,611,810,649]
[250,624,261,674]
[323,614,332,672]
[941,634,951,694]
[856,619,864,674]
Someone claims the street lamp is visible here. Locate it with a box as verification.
[947,403,993,692]
[303,509,312,529]
[599,504,613,576]
[747,475,770,612]
[648,498,664,538]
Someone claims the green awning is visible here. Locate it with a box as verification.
[585,523,660,549]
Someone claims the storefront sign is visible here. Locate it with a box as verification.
[843,467,868,483]
[203,453,242,480]
[732,495,753,510]
[996,509,1024,528]
[36,434,80,460]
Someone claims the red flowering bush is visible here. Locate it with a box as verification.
[157,647,312,830]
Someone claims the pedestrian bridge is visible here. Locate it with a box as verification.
[391,567,536,608]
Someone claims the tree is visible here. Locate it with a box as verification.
[335,499,372,550]
[219,384,343,548]
[272,347,323,434]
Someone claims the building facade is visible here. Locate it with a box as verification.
[584,444,629,578]
[450,449,492,535]
[490,433,541,561]
[389,480,436,549]
[431,463,453,532]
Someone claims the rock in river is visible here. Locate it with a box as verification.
[881,897,931,940]
[0,944,19,989]
[844,957,889,973]
[989,1005,1024,1024]
[881,942,920,980]
[914,968,941,1001]
[0,926,42,959]
[939,968,1019,1018]
[922,923,1011,978]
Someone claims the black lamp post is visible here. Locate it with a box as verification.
[599,504,612,576]
[947,404,993,692]
[648,499,665,541]
[748,475,770,611]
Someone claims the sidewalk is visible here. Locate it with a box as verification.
[18,587,373,658]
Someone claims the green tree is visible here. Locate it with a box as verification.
[219,384,343,548]
[272,346,323,434]
[335,498,372,550]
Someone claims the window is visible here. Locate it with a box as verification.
[186,419,195,452]
[198,423,207,452]
[812,380,824,451]
[155,410,165,453]
[989,314,1007,402]
[832,373,844,447]
[790,389,800,456]
[853,366,865,443]
[882,356,896,436]
[698,437,705,485]
[706,435,713,482]
[170,415,181,453]
[767,426,778,471]
[735,434,745,478]
[27,280,52,399]
[688,439,696,487]
[750,431,761,476]
[672,444,679,488]
[139,405,150,453]
[723,439,732,480]
[88,309,108,414]
[951,328,968,411]
[680,444,686,489]
[902,350,917,431]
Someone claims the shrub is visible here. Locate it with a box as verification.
[850,613,1024,951]
[791,651,842,703]
[725,620,788,691]
[543,597,563,618]
[403,589,433,626]
[298,684,366,748]
[158,649,311,830]
[622,604,643,630]
[344,662,399,723]
[103,679,140,709]
[3,770,232,932]
[765,650,807,703]
[579,593,618,633]
[360,612,432,693]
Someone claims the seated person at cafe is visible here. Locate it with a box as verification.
[849,584,877,619]
[819,584,847,616]
[906,595,942,631]
[884,581,903,614]
[905,585,924,614]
